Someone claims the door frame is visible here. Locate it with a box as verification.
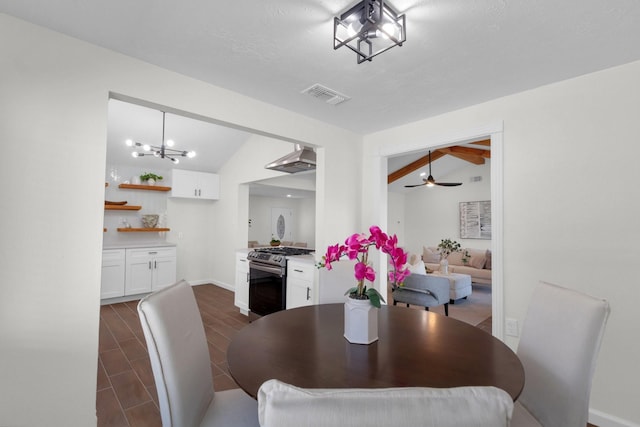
[372,121,505,339]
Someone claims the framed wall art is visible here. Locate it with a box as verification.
[459,200,491,239]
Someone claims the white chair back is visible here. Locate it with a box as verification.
[515,281,610,427]
[258,379,514,427]
[138,280,214,427]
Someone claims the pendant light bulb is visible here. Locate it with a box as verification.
[125,139,134,147]
[166,139,175,147]
[131,152,139,158]
[187,151,196,158]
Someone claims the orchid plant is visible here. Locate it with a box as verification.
[317,225,410,308]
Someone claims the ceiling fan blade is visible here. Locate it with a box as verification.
[404,183,427,188]
[434,182,462,187]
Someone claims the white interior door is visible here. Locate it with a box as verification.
[271,208,294,242]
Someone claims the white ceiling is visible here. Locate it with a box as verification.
[4,0,640,195]
[2,0,639,135]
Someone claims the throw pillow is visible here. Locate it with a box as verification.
[422,246,440,263]
[447,251,464,266]
[408,260,427,275]
[467,248,487,269]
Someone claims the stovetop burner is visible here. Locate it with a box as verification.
[248,246,315,267]
[253,247,314,256]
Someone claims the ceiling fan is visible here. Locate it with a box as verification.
[404,150,463,188]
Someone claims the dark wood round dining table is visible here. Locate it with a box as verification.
[227,304,524,400]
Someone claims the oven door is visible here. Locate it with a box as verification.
[249,262,286,319]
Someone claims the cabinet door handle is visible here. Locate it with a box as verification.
[294,269,303,273]
[194,189,197,196]
[154,260,157,269]
[306,287,311,300]
[198,189,201,197]
[246,272,249,282]
[148,251,158,255]
[148,261,152,270]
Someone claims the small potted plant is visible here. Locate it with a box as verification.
[140,172,163,186]
[437,238,462,274]
[270,237,281,247]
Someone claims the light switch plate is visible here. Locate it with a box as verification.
[505,318,519,337]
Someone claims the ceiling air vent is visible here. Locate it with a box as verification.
[301,84,351,106]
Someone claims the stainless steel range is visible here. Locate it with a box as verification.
[248,247,314,321]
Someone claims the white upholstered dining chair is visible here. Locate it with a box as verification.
[137,280,259,427]
[257,379,514,427]
[511,281,610,427]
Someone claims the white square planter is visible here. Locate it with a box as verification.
[344,297,379,344]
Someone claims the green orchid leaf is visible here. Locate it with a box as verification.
[344,287,358,296]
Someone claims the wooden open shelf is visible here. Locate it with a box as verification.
[118,183,171,192]
[117,228,170,232]
[105,205,142,211]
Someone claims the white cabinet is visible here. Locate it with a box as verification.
[170,169,219,200]
[124,247,177,295]
[101,249,126,299]
[234,252,250,315]
[286,259,316,309]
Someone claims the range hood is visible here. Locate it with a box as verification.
[265,144,316,173]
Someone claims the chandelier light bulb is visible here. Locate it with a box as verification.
[125,139,133,147]
[187,151,196,158]
[153,151,160,157]
[131,152,139,158]
[172,157,179,164]
[166,139,175,147]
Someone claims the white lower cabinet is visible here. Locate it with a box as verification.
[101,249,126,299]
[286,259,316,309]
[101,246,176,300]
[125,247,177,295]
[234,252,250,315]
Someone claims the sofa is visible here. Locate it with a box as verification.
[422,246,492,286]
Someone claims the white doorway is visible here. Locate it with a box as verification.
[271,208,294,242]
[373,123,505,339]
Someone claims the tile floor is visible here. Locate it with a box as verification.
[96,284,248,427]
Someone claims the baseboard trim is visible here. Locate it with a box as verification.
[590,408,640,427]
[189,279,235,292]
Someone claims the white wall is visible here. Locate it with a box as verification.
[248,195,316,247]
[364,61,640,425]
[0,14,361,426]
[402,160,492,257]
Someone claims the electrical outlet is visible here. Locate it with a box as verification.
[505,318,519,337]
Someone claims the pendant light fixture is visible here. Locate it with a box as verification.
[333,0,406,64]
[125,112,196,164]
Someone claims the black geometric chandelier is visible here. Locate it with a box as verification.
[125,111,196,165]
[333,0,406,64]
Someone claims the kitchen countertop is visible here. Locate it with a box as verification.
[103,242,177,250]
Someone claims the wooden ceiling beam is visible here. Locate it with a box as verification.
[387,139,492,184]
[387,150,446,184]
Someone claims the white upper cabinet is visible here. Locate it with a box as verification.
[170,169,219,200]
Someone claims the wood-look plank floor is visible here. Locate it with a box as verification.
[95,284,597,427]
[96,284,249,427]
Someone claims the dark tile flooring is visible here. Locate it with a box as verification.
[96,284,249,427]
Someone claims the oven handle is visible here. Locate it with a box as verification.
[249,262,285,277]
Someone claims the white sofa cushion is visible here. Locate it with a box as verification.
[258,379,513,427]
